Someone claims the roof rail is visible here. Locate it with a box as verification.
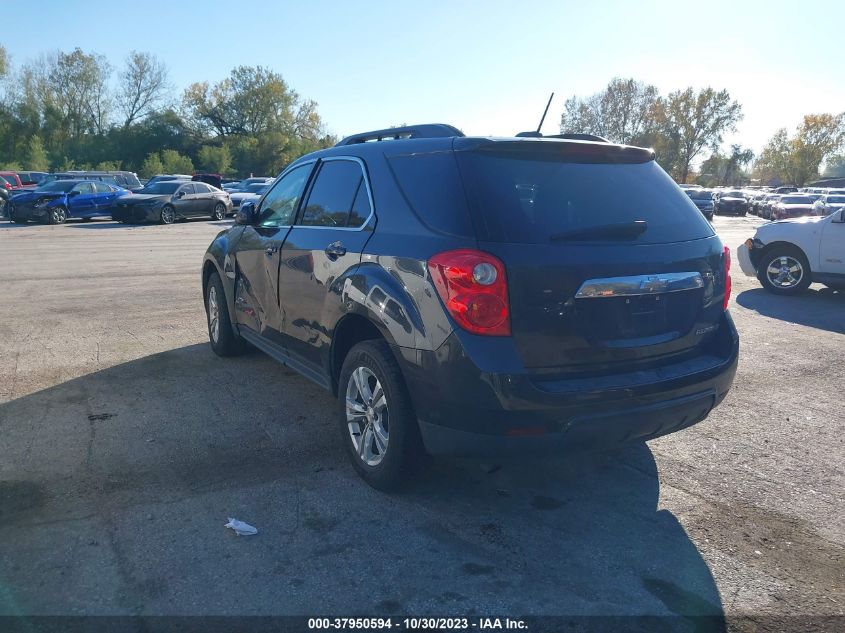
[335,124,464,147]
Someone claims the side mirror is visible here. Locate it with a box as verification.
[236,201,259,226]
[175,191,185,199]
[67,190,80,197]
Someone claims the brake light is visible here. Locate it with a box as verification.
[723,246,732,310]
[427,249,511,336]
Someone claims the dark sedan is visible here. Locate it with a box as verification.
[7,180,130,224]
[714,190,748,216]
[685,188,715,220]
[111,181,232,224]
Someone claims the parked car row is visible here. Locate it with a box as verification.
[679,184,845,221]
[5,174,235,225]
[1,168,282,223]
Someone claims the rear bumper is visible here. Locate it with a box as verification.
[400,312,739,457]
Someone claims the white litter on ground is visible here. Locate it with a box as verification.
[225,518,258,536]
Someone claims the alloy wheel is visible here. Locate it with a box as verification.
[345,367,389,466]
[213,203,225,220]
[207,285,220,343]
[52,208,67,224]
[766,255,804,289]
[161,206,175,224]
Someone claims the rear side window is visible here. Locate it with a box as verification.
[387,151,475,237]
[299,160,367,228]
[455,149,714,244]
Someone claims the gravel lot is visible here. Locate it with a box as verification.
[0,216,842,628]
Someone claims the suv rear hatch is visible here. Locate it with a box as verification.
[453,138,727,373]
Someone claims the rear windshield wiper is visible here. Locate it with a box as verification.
[549,220,648,242]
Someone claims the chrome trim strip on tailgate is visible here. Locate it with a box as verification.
[575,272,704,298]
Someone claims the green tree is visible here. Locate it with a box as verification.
[660,87,743,183]
[18,48,112,145]
[560,77,660,144]
[181,65,325,140]
[25,135,50,171]
[141,152,164,177]
[95,160,121,170]
[822,154,845,178]
[160,149,194,174]
[753,115,845,185]
[116,51,170,128]
[0,45,8,78]
[197,144,232,174]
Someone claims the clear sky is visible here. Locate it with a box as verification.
[4,0,844,156]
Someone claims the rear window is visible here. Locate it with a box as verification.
[687,190,713,200]
[454,149,714,244]
[782,196,812,204]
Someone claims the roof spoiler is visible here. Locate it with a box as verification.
[335,124,464,146]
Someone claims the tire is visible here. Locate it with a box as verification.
[211,202,225,221]
[48,206,68,225]
[758,246,812,295]
[159,205,175,224]
[205,271,247,357]
[338,340,426,491]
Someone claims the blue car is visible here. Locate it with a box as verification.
[7,179,130,224]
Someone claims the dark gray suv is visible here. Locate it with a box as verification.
[202,124,739,490]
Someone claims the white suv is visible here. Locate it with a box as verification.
[737,208,845,294]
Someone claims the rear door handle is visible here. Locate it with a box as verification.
[265,246,278,256]
[325,241,346,258]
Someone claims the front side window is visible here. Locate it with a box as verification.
[257,164,313,227]
[299,160,366,228]
[94,182,112,193]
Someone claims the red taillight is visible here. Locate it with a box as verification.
[723,246,732,310]
[427,249,511,336]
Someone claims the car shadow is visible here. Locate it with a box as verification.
[0,343,724,624]
[736,287,844,334]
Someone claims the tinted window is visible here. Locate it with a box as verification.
[827,196,845,203]
[388,151,475,236]
[94,182,112,193]
[299,160,364,227]
[257,164,312,227]
[194,183,211,194]
[455,151,714,244]
[781,196,812,204]
[141,182,181,195]
[37,181,75,192]
[687,191,713,200]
